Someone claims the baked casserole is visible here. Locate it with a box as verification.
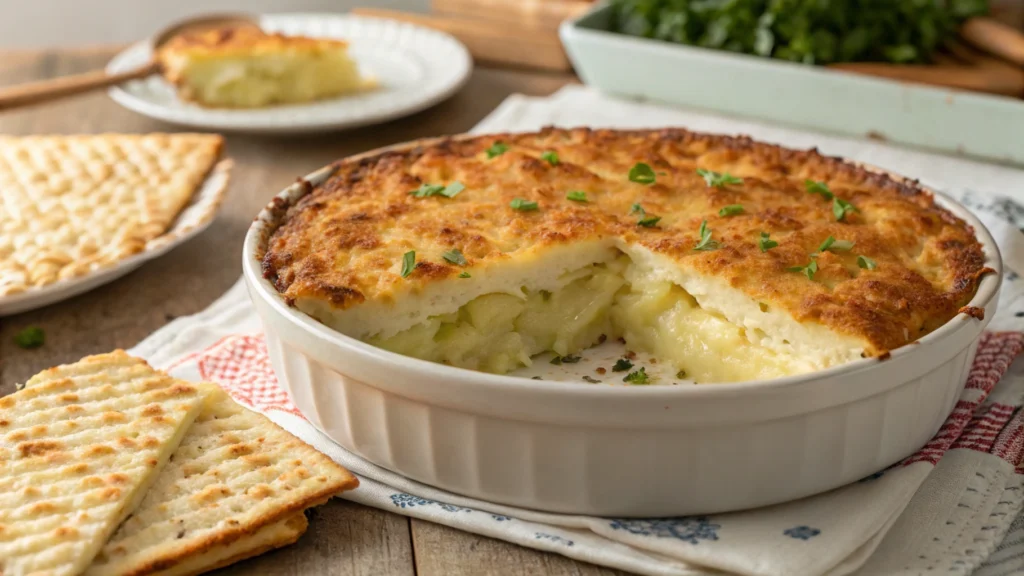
[158,26,374,108]
[261,128,990,383]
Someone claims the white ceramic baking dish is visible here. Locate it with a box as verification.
[242,139,1002,517]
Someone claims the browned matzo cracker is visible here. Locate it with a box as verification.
[84,387,358,576]
[151,514,307,576]
[0,351,209,576]
[0,133,224,297]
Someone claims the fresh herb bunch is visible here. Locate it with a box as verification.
[609,0,988,65]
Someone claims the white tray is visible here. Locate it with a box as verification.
[560,5,1024,167]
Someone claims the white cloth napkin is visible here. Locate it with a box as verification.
[129,87,1024,576]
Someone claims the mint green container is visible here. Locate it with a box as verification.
[560,5,1024,166]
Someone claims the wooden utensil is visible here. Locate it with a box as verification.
[961,16,1024,67]
[0,13,256,112]
[351,7,571,71]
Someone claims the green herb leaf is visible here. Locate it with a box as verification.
[458,271,471,278]
[14,326,44,349]
[693,220,720,251]
[858,255,877,270]
[410,181,464,198]
[400,251,416,278]
[550,355,562,365]
[628,162,656,185]
[561,354,582,363]
[630,203,645,215]
[541,151,559,165]
[623,367,651,384]
[787,260,819,280]
[510,198,539,211]
[486,141,509,158]
[582,375,602,383]
[719,204,744,217]
[612,358,633,372]
[566,190,588,202]
[818,236,855,252]
[676,369,687,379]
[409,183,445,197]
[638,215,662,228]
[442,248,467,266]
[833,198,857,221]
[805,180,834,200]
[441,181,465,198]
[759,231,778,252]
[697,169,743,188]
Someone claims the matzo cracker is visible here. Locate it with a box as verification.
[0,351,209,576]
[85,387,357,576]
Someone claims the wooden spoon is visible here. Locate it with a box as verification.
[0,13,257,112]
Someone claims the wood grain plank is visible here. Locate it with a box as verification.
[0,48,576,575]
[411,519,636,576]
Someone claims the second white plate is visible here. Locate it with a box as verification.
[106,13,473,134]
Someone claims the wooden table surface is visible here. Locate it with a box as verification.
[0,48,631,576]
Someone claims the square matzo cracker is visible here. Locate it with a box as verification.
[0,351,209,576]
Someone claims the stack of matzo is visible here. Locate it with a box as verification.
[0,351,358,576]
[0,134,225,297]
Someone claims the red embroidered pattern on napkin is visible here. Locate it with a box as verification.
[190,332,1024,468]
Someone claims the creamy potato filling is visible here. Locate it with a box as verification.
[367,255,834,383]
[177,51,366,107]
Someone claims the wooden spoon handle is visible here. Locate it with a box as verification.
[960,17,1024,67]
[0,61,160,112]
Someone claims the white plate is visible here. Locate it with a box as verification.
[105,13,472,135]
[0,160,232,317]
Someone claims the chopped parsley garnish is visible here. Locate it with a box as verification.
[612,358,634,372]
[759,231,778,252]
[676,369,687,379]
[858,255,877,270]
[787,259,819,280]
[14,326,44,349]
[442,181,465,198]
[697,169,743,188]
[400,251,416,278]
[693,220,720,251]
[582,375,602,383]
[566,190,588,202]
[510,198,539,211]
[805,179,834,200]
[410,181,464,198]
[630,203,661,227]
[541,151,559,165]
[486,141,509,158]
[442,248,467,266]
[628,162,656,184]
[551,354,582,365]
[623,367,651,384]
[531,376,542,380]
[817,236,854,253]
[833,198,857,221]
[459,271,471,278]
[718,204,744,217]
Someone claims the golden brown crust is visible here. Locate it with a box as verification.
[263,127,990,356]
[159,25,347,61]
